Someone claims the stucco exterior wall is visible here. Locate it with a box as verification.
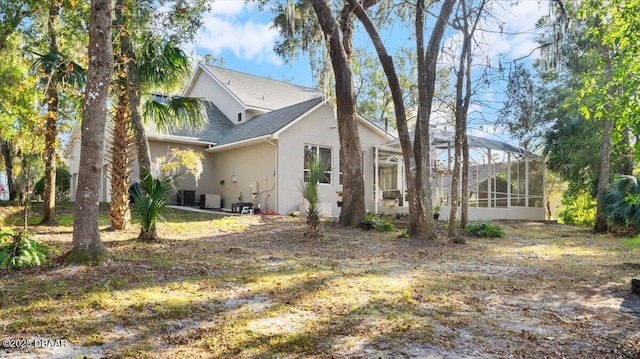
[209,142,276,211]
[147,141,215,205]
[277,103,387,216]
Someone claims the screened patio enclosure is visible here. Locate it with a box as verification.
[373,134,545,221]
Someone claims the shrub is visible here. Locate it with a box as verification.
[0,230,57,270]
[557,189,596,227]
[298,155,330,238]
[33,167,71,199]
[602,175,640,228]
[464,221,505,238]
[364,213,396,232]
[131,173,176,241]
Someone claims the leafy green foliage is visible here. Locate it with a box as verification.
[602,175,640,228]
[557,190,596,227]
[298,155,330,237]
[0,230,57,270]
[364,213,396,232]
[30,50,86,88]
[464,222,505,238]
[131,173,176,239]
[151,147,204,185]
[33,167,71,199]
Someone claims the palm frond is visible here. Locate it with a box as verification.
[30,50,86,88]
[297,155,330,237]
[138,37,191,90]
[131,173,176,233]
[603,174,640,227]
[143,95,207,133]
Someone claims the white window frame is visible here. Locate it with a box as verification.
[304,144,332,184]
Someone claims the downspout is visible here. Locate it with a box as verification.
[267,139,278,214]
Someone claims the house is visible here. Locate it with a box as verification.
[65,64,393,216]
[65,64,545,220]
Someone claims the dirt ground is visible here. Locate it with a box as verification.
[0,213,639,358]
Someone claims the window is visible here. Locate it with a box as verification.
[237,112,242,122]
[304,144,332,184]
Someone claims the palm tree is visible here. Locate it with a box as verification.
[107,64,133,230]
[131,173,175,242]
[298,154,330,237]
[31,6,86,225]
[109,1,206,236]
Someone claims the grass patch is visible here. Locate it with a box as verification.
[621,237,640,249]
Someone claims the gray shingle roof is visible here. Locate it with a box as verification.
[172,97,324,146]
[203,65,323,110]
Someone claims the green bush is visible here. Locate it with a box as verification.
[365,213,396,232]
[0,230,58,270]
[602,175,640,228]
[464,221,505,237]
[557,189,596,227]
[33,167,71,199]
[298,155,330,237]
[132,173,176,241]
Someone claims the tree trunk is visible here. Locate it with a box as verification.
[67,0,113,264]
[311,0,366,227]
[41,2,61,225]
[594,117,612,232]
[415,0,455,240]
[461,129,469,227]
[448,112,463,236]
[41,89,58,225]
[448,36,468,237]
[594,41,614,233]
[117,1,152,177]
[108,0,134,231]
[352,0,422,237]
[350,0,454,239]
[1,141,16,200]
[108,86,133,230]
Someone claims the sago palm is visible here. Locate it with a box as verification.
[298,156,330,237]
[131,173,176,241]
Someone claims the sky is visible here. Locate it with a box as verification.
[188,0,552,142]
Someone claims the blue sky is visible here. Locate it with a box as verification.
[187,0,550,143]
[189,1,549,84]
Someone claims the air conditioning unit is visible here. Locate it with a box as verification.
[177,190,196,206]
[201,194,221,209]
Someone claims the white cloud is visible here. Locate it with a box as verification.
[209,1,251,16]
[466,0,548,62]
[194,3,281,65]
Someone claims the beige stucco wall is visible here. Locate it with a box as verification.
[146,141,215,204]
[209,142,277,211]
[276,103,388,216]
[185,69,246,124]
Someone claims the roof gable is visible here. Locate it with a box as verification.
[202,65,323,111]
